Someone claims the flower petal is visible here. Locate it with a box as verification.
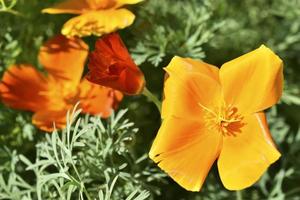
[86,0,117,9]
[162,56,221,119]
[42,0,90,14]
[217,112,281,190]
[149,117,222,191]
[219,45,283,115]
[39,35,88,86]
[32,109,69,132]
[87,33,145,95]
[61,9,135,37]
[79,79,123,117]
[165,56,220,81]
[115,0,144,8]
[0,64,49,112]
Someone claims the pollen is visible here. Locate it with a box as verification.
[199,102,244,136]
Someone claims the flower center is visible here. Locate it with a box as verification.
[199,103,245,136]
[107,64,125,76]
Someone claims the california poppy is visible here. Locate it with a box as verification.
[42,0,143,37]
[0,35,122,131]
[87,33,145,95]
[149,45,283,191]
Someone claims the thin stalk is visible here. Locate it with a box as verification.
[71,160,92,200]
[236,190,243,200]
[0,9,23,16]
[142,87,161,113]
[0,0,22,16]
[82,187,92,200]
[0,0,6,8]
[285,187,300,198]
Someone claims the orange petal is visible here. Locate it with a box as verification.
[149,117,222,191]
[39,35,88,86]
[0,64,49,112]
[61,9,135,37]
[86,0,117,9]
[162,56,221,119]
[219,45,283,115]
[115,0,143,8]
[87,33,145,95]
[217,112,281,190]
[79,79,123,117]
[165,56,220,81]
[32,109,69,132]
[42,0,91,14]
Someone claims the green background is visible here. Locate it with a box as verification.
[0,0,300,199]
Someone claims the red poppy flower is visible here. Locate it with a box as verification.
[87,33,145,95]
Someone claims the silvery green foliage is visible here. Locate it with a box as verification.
[0,107,164,199]
[0,0,21,72]
[0,0,19,15]
[0,32,21,72]
[129,0,300,198]
[0,0,300,199]
[131,0,223,66]
[0,148,34,200]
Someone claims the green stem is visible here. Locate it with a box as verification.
[0,0,22,16]
[285,187,300,198]
[236,190,243,200]
[0,7,23,16]
[71,161,92,200]
[83,187,92,200]
[142,87,161,113]
[0,0,6,8]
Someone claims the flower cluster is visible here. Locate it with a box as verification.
[0,0,285,194]
[0,35,123,131]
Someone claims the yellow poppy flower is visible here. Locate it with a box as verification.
[149,45,283,191]
[42,0,143,37]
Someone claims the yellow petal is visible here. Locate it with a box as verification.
[0,64,49,112]
[39,35,88,86]
[165,56,219,81]
[115,0,144,8]
[219,45,283,115]
[162,56,221,119]
[86,0,117,9]
[61,9,135,37]
[217,112,281,190]
[149,117,222,191]
[42,0,91,14]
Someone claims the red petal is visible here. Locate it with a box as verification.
[87,33,145,95]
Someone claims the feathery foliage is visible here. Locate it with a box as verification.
[0,0,300,199]
[0,106,164,199]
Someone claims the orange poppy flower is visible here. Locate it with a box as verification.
[86,33,145,95]
[42,0,143,37]
[149,45,283,191]
[0,35,123,131]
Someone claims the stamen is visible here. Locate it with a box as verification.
[199,102,244,137]
[198,102,217,117]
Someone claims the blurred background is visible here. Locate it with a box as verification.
[0,0,300,199]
